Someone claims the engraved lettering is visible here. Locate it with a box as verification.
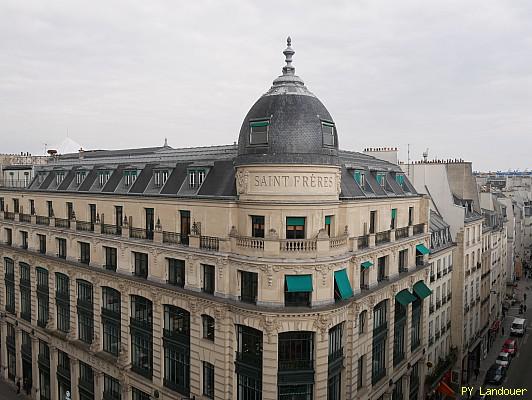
[318,176,323,187]
[302,176,309,187]
[254,176,260,186]
[294,176,300,186]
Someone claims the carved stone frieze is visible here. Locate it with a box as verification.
[236,170,249,195]
[260,315,281,343]
[313,314,330,340]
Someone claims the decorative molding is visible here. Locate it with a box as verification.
[235,170,249,195]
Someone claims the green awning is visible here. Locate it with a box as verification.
[325,216,332,225]
[396,289,417,306]
[285,275,313,293]
[287,217,305,226]
[416,244,430,255]
[361,261,373,269]
[413,281,432,299]
[391,208,397,219]
[250,121,269,127]
[334,269,353,299]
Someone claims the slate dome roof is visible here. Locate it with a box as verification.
[236,38,340,166]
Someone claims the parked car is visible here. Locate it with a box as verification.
[510,317,527,336]
[501,338,518,357]
[484,364,506,385]
[495,352,511,368]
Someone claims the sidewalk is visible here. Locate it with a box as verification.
[468,278,531,389]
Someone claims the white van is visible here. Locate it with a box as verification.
[510,318,527,336]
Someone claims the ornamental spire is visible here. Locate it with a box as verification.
[282,36,295,76]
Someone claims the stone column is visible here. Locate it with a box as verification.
[152,293,163,387]
[214,307,233,400]
[314,330,329,400]
[15,327,22,384]
[91,284,102,353]
[68,276,78,340]
[30,266,38,325]
[387,300,396,375]
[94,371,104,400]
[0,320,8,380]
[120,382,131,400]
[47,271,57,331]
[14,257,21,317]
[31,337,40,400]
[188,303,201,397]
[50,346,58,400]
[262,331,278,400]
[402,372,411,399]
[70,358,79,400]
[405,304,412,361]
[118,287,131,368]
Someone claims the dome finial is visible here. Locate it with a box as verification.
[282,36,295,76]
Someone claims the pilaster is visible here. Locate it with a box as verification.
[262,332,278,400]
[314,331,329,400]
[70,358,79,400]
[0,320,8,380]
[31,337,40,400]
[50,346,58,400]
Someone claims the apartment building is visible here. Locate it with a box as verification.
[0,39,433,400]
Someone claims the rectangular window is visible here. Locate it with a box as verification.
[249,120,269,145]
[79,242,90,265]
[133,252,148,279]
[57,238,67,259]
[13,199,19,213]
[391,208,397,229]
[377,256,387,282]
[325,215,332,237]
[20,285,31,321]
[76,171,86,186]
[104,375,121,400]
[396,174,404,187]
[29,199,35,215]
[369,211,377,234]
[20,231,28,249]
[408,207,414,226]
[47,201,53,217]
[240,271,258,304]
[132,388,150,400]
[286,217,305,239]
[399,249,408,272]
[203,362,215,399]
[251,215,265,238]
[322,121,335,146]
[4,228,12,246]
[376,173,386,187]
[154,171,161,187]
[103,320,120,356]
[202,264,215,294]
[202,315,215,341]
[104,247,118,271]
[167,258,185,287]
[38,234,47,254]
[357,355,365,389]
[131,331,153,377]
[0,197,4,211]
[163,337,190,395]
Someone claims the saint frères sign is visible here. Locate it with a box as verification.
[236,168,341,196]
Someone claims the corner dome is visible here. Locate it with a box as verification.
[236,38,340,166]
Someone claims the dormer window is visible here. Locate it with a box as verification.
[321,121,335,146]
[154,170,169,187]
[376,173,386,187]
[75,171,86,186]
[395,174,404,187]
[37,172,45,184]
[249,120,269,145]
[56,172,65,186]
[124,170,137,187]
[189,169,206,189]
[98,171,110,187]
[354,170,365,187]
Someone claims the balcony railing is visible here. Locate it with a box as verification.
[280,238,316,253]
[357,235,369,249]
[76,220,94,232]
[55,218,69,228]
[101,224,120,235]
[36,215,49,225]
[429,304,435,314]
[437,271,442,279]
[430,274,435,283]
[278,359,314,371]
[200,236,219,251]
[375,230,391,245]
[413,223,425,235]
[436,300,441,309]
[130,227,151,240]
[163,232,189,246]
[4,211,15,220]
[20,214,31,223]
[236,236,264,250]
[395,227,409,240]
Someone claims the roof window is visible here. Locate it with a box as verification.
[321,121,335,146]
[154,170,169,187]
[189,169,206,189]
[249,120,269,145]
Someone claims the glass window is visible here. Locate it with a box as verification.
[167,258,185,287]
[132,388,150,400]
[202,315,215,341]
[38,234,47,254]
[249,120,269,145]
[278,331,314,371]
[133,252,148,279]
[251,216,265,238]
[322,121,335,146]
[104,247,117,271]
[79,241,90,265]
[203,362,215,399]
[36,267,49,290]
[286,217,305,239]
[103,375,121,400]
[57,238,67,259]
[101,287,121,356]
[240,271,258,304]
[164,305,190,338]
[202,264,215,294]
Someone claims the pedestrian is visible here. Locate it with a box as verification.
[502,326,505,336]
[16,378,20,394]
[474,367,480,380]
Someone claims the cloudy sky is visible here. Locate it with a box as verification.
[1,0,531,171]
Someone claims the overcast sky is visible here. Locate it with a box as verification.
[1,0,531,171]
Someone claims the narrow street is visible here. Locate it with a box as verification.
[465,278,532,398]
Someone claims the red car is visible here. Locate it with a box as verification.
[501,338,518,357]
